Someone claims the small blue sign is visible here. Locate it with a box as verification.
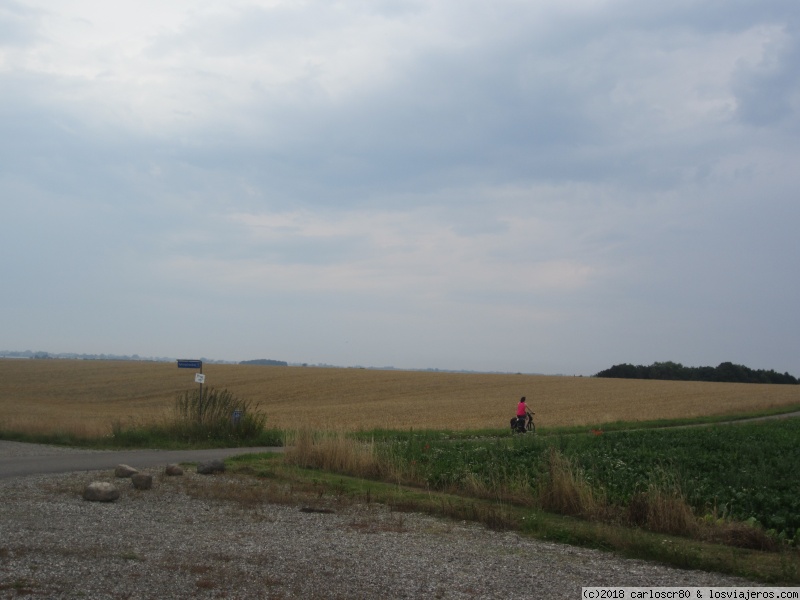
[177,359,203,369]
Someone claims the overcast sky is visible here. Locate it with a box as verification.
[1,0,798,375]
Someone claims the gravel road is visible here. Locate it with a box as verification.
[0,440,282,479]
[0,441,759,599]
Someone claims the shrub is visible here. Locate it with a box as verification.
[170,387,267,442]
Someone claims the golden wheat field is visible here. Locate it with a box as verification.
[1,359,799,437]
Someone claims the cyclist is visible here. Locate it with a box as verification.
[514,396,533,432]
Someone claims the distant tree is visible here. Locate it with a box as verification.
[239,359,288,367]
[595,363,639,378]
[693,366,716,381]
[595,361,797,384]
[714,362,746,383]
[649,361,683,380]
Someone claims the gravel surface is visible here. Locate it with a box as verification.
[0,444,757,599]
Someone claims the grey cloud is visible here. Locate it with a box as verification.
[553,0,797,39]
[733,24,800,126]
[0,1,41,47]
[2,0,799,373]
[145,3,355,59]
[230,6,777,200]
[64,2,785,211]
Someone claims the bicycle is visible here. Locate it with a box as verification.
[510,410,535,434]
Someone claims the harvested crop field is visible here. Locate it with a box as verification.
[2,359,799,436]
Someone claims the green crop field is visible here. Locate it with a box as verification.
[380,418,800,542]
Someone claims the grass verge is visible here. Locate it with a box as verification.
[224,452,800,584]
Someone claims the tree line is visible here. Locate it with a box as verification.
[595,361,798,384]
[239,359,288,367]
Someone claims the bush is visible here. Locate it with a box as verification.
[170,387,268,442]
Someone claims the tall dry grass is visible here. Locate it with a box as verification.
[1,359,799,436]
[279,432,751,543]
[283,430,380,476]
[538,447,606,519]
[627,478,697,537]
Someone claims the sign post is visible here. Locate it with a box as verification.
[177,359,202,370]
[177,359,204,399]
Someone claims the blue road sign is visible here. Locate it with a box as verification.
[177,359,203,369]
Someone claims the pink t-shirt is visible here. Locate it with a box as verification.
[517,402,527,417]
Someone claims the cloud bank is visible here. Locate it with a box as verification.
[2,0,798,374]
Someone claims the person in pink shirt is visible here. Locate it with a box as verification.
[516,396,529,418]
[512,396,534,433]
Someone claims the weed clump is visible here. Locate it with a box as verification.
[700,516,781,551]
[284,430,383,478]
[538,448,605,519]
[170,387,267,443]
[626,484,696,537]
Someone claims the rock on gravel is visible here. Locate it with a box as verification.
[131,473,153,490]
[0,470,756,599]
[196,458,226,475]
[165,464,184,476]
[82,481,120,502]
[114,464,139,478]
